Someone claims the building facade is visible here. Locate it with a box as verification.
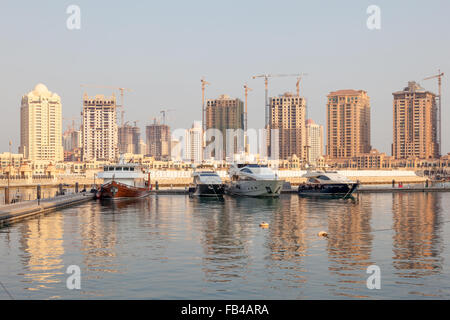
[206,94,244,159]
[20,84,63,162]
[326,89,371,159]
[306,119,323,165]
[82,94,118,162]
[392,81,438,159]
[145,121,171,160]
[269,92,307,160]
[185,121,203,164]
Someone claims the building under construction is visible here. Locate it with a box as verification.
[269,92,307,160]
[206,94,244,159]
[82,94,118,162]
[118,123,141,155]
[145,120,171,160]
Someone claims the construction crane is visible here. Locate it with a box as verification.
[252,73,306,127]
[201,78,210,134]
[423,69,445,156]
[296,73,308,97]
[243,84,253,133]
[160,109,175,125]
[62,116,77,133]
[80,84,133,127]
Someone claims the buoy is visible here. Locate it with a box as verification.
[318,231,328,238]
[259,222,269,228]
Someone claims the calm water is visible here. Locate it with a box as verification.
[1,193,450,299]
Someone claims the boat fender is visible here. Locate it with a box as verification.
[318,231,328,238]
[259,222,269,228]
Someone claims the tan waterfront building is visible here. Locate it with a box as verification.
[269,92,307,160]
[82,94,118,162]
[206,94,244,159]
[392,81,438,159]
[326,89,371,159]
[20,84,63,162]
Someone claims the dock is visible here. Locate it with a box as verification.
[357,186,450,193]
[150,185,450,195]
[0,193,93,227]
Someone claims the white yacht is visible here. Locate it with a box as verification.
[226,163,284,197]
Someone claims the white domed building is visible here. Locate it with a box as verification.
[19,83,63,162]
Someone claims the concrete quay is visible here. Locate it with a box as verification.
[150,185,450,195]
[357,186,450,193]
[0,193,93,227]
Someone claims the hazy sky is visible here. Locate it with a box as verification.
[1,0,449,155]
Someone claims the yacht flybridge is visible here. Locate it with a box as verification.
[298,170,359,197]
[226,163,284,197]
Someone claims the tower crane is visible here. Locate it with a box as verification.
[201,78,211,151]
[80,84,133,127]
[62,116,77,133]
[296,73,308,97]
[201,78,210,133]
[160,109,175,125]
[243,84,253,133]
[423,69,445,156]
[252,73,307,127]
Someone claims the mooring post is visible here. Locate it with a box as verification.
[37,185,41,205]
[4,187,9,205]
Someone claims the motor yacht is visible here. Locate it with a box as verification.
[226,163,284,197]
[298,171,359,197]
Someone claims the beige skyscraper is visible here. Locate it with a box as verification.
[392,81,438,159]
[306,119,323,165]
[206,94,244,159]
[269,92,306,160]
[326,89,371,159]
[82,94,118,161]
[20,83,63,162]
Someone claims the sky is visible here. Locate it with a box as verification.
[0,0,449,155]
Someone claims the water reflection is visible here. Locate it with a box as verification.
[194,197,254,284]
[78,201,120,277]
[17,214,65,291]
[325,196,374,298]
[392,193,443,278]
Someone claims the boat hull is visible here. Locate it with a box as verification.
[298,183,359,197]
[226,180,284,197]
[189,184,225,197]
[97,181,150,200]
